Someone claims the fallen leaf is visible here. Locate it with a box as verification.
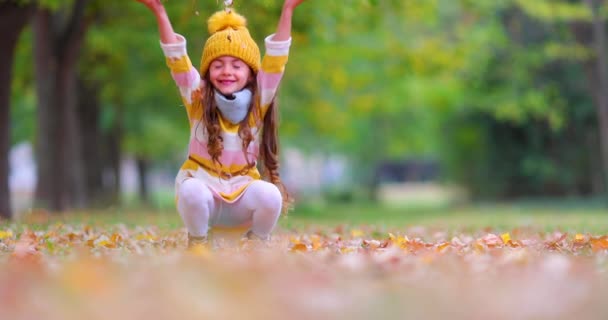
[0,230,13,240]
[350,229,364,238]
[501,233,511,244]
[10,231,42,264]
[590,236,608,252]
[290,243,308,252]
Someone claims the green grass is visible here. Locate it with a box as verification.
[282,200,608,234]
[3,199,608,235]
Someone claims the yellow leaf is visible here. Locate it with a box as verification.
[310,235,323,250]
[340,247,355,254]
[188,243,211,257]
[397,236,409,249]
[289,236,301,244]
[94,235,116,248]
[574,234,585,242]
[436,242,450,253]
[501,233,511,244]
[350,229,364,238]
[473,240,485,252]
[135,234,157,241]
[0,230,13,240]
[111,233,123,244]
[389,233,410,248]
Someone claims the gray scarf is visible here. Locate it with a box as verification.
[214,88,252,124]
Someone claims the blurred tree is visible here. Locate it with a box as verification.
[0,1,34,219]
[424,0,607,200]
[582,0,608,195]
[33,0,91,211]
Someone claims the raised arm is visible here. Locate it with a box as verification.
[136,0,178,44]
[272,0,308,41]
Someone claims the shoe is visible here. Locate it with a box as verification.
[187,234,208,249]
[243,230,270,241]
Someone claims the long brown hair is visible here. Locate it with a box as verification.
[195,71,293,213]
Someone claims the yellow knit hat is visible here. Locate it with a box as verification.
[200,10,261,76]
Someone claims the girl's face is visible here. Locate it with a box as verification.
[209,56,253,96]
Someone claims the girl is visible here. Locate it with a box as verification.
[136,0,308,247]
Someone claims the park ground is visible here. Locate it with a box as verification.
[1,200,608,319]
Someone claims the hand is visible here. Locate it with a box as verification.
[283,0,308,10]
[273,0,309,40]
[135,0,164,12]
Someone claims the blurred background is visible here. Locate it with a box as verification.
[1,0,608,220]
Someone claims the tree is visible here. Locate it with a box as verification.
[584,0,608,195]
[0,1,34,219]
[33,0,90,211]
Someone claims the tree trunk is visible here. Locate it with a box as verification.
[103,120,122,204]
[33,1,89,212]
[588,130,603,194]
[77,76,100,205]
[585,0,608,197]
[136,156,150,205]
[0,2,33,220]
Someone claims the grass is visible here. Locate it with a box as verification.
[283,198,608,234]
[4,198,608,235]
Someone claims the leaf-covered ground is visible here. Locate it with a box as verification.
[1,220,608,320]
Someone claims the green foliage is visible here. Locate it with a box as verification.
[11,29,36,145]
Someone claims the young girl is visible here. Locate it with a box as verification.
[136,0,308,247]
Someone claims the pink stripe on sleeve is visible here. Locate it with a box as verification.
[172,68,199,88]
[258,70,284,90]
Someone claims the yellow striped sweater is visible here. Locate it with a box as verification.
[160,33,291,202]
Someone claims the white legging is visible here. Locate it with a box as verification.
[177,178,282,238]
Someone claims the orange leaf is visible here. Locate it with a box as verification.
[10,231,42,264]
[436,242,450,253]
[111,233,123,244]
[590,236,608,252]
[310,235,323,250]
[290,243,308,252]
